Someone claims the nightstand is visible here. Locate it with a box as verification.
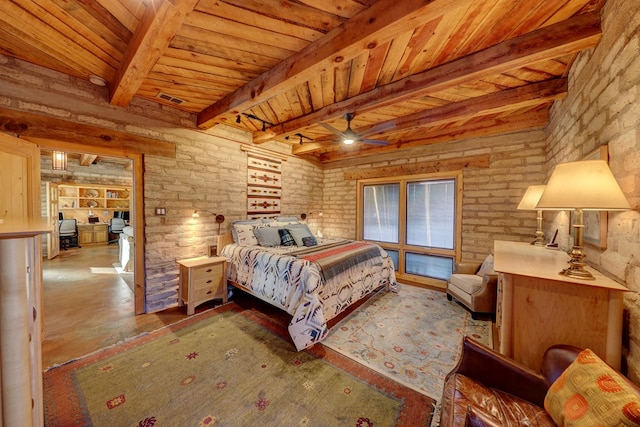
[177,256,228,315]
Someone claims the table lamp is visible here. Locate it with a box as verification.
[517,185,547,246]
[536,159,630,280]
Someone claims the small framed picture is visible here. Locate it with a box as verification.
[581,145,608,249]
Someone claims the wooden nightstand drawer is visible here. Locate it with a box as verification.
[177,256,228,315]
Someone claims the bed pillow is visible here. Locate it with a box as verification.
[302,236,318,247]
[278,228,297,246]
[287,224,314,246]
[232,220,262,246]
[544,348,640,426]
[253,227,282,247]
[275,215,299,223]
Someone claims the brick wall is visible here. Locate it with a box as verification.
[321,130,547,264]
[544,0,640,381]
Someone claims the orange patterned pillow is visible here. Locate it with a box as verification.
[544,348,640,426]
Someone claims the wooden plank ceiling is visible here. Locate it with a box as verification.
[0,0,606,163]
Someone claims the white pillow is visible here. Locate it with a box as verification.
[476,254,495,276]
[233,223,259,246]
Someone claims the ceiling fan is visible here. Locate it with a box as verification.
[320,113,389,146]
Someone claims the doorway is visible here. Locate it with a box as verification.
[40,150,141,367]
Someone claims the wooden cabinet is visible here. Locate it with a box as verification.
[78,223,109,245]
[494,240,628,371]
[0,218,51,426]
[177,256,228,315]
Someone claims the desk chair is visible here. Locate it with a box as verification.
[108,218,126,244]
[59,219,81,250]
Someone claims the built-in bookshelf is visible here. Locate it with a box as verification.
[58,184,130,223]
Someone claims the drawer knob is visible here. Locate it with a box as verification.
[206,280,212,284]
[206,290,212,294]
[206,268,213,272]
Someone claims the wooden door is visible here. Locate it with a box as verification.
[0,133,41,219]
[45,182,60,259]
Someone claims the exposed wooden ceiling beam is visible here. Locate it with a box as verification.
[196,0,462,129]
[315,109,549,163]
[256,11,601,144]
[344,154,490,180]
[0,107,176,158]
[79,154,98,166]
[110,0,199,107]
[292,78,566,155]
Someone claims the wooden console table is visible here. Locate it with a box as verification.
[494,240,628,371]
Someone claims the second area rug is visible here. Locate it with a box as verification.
[44,303,434,427]
[323,283,493,400]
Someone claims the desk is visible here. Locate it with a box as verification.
[494,240,628,371]
[77,223,108,245]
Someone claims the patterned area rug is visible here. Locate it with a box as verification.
[323,284,493,400]
[44,303,434,426]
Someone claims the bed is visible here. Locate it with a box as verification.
[217,219,397,351]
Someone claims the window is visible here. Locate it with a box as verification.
[358,173,461,287]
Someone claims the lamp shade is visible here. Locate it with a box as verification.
[536,160,630,211]
[517,185,546,210]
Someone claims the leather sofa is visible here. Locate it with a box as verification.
[439,337,640,426]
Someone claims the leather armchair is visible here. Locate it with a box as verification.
[446,261,498,319]
[440,337,581,426]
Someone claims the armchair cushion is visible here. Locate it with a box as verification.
[449,274,484,295]
[544,348,640,426]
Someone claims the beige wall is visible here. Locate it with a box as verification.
[544,0,640,382]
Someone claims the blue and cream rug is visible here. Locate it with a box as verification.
[323,283,493,400]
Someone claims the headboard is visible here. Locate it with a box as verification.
[216,232,234,255]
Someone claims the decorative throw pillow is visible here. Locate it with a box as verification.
[231,219,262,244]
[233,223,259,246]
[544,348,640,426]
[302,236,318,247]
[476,254,495,277]
[253,227,282,247]
[278,228,296,246]
[287,224,314,246]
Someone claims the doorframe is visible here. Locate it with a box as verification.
[30,138,146,314]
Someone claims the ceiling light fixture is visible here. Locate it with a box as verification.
[241,113,273,132]
[285,133,313,145]
[88,74,107,87]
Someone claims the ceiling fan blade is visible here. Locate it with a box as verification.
[319,122,344,137]
[360,139,390,146]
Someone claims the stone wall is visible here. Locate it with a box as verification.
[0,54,323,312]
[321,130,547,263]
[544,0,640,381]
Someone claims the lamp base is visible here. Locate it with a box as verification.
[560,245,595,280]
[531,230,546,247]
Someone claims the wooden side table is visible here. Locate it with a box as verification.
[494,240,628,371]
[177,256,228,315]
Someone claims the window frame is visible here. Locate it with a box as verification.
[356,171,462,288]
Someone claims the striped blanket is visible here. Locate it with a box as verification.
[221,239,397,350]
[293,241,383,282]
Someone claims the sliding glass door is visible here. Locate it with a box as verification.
[358,172,462,287]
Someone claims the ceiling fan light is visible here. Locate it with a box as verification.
[343,138,355,145]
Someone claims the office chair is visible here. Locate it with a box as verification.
[109,217,126,244]
[59,219,81,250]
